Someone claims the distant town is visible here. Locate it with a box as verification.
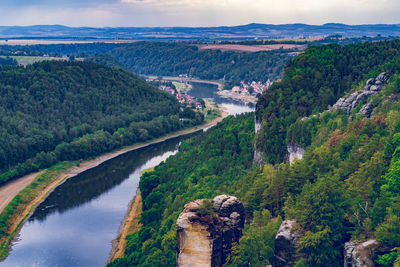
[159,85,203,109]
[218,79,276,104]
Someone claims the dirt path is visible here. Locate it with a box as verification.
[110,189,143,261]
[0,172,40,213]
[0,110,228,252]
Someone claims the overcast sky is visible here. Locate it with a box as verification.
[0,0,399,27]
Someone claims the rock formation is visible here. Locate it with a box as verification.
[254,117,267,167]
[273,220,303,266]
[344,239,389,267]
[177,195,245,267]
[330,72,390,117]
[287,143,305,164]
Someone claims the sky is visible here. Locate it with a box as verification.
[0,0,399,27]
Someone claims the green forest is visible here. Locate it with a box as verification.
[0,43,128,57]
[0,41,294,88]
[0,57,17,66]
[109,113,259,267]
[101,42,294,88]
[109,39,400,266]
[256,40,400,164]
[0,61,204,185]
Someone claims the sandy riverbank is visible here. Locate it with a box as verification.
[0,108,227,261]
[217,90,258,104]
[109,188,143,262]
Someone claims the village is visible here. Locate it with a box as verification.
[217,80,274,104]
[158,84,203,110]
[233,80,273,96]
[146,74,275,105]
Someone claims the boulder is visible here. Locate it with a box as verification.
[370,85,380,92]
[344,239,390,267]
[273,220,303,266]
[376,72,389,83]
[177,195,245,267]
[366,78,375,85]
[330,73,389,115]
[358,103,374,118]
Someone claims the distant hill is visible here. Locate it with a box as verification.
[1,23,400,39]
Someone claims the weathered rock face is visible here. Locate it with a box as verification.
[330,72,389,117]
[254,148,266,167]
[177,195,245,267]
[255,118,262,134]
[273,220,303,267]
[344,239,390,267]
[254,117,267,167]
[344,239,389,267]
[287,143,305,164]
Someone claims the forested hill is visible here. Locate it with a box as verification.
[256,39,400,164]
[109,113,257,267]
[107,39,400,266]
[0,61,203,185]
[98,42,294,88]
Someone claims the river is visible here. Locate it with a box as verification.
[0,82,254,267]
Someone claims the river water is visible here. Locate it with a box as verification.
[0,83,254,267]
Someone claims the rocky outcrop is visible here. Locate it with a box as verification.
[255,118,262,134]
[287,144,305,164]
[254,148,266,167]
[177,195,245,267]
[330,72,389,117]
[273,220,303,267]
[344,239,390,267]
[254,117,267,167]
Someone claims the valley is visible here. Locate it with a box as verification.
[0,19,400,267]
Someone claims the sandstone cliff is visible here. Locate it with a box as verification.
[344,239,390,267]
[273,220,303,266]
[330,72,390,117]
[177,195,245,267]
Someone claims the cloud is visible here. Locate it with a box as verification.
[1,0,118,8]
[0,0,399,27]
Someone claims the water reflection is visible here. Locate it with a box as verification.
[188,82,254,115]
[31,140,185,222]
[1,81,254,267]
[1,135,196,267]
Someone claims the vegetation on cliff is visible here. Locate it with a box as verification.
[108,113,277,266]
[107,40,400,266]
[253,40,400,265]
[256,39,400,164]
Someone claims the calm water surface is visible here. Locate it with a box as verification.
[188,82,254,115]
[1,82,254,267]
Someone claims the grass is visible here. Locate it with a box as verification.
[172,81,192,94]
[0,56,63,65]
[139,167,155,175]
[0,161,75,260]
[0,106,226,260]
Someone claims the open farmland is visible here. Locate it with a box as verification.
[0,56,67,66]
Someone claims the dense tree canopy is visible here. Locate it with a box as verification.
[256,40,400,164]
[0,57,17,66]
[104,42,294,88]
[0,60,203,184]
[109,40,400,266]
